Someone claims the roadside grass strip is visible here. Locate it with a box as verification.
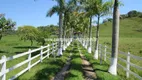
[79,43,121,80]
[65,41,84,80]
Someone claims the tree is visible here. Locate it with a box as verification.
[47,0,65,56]
[128,10,139,17]
[108,0,119,75]
[0,15,16,40]
[18,26,39,46]
[62,0,76,51]
[93,0,113,59]
[82,0,97,53]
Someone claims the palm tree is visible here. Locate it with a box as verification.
[47,0,65,56]
[83,0,96,53]
[62,0,76,51]
[93,0,113,59]
[108,0,119,75]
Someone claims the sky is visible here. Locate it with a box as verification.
[0,0,142,28]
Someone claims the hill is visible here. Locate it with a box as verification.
[92,17,142,56]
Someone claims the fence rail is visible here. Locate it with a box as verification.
[0,38,72,80]
[78,38,142,80]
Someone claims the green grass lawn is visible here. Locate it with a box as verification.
[0,35,39,57]
[65,41,84,80]
[0,35,60,79]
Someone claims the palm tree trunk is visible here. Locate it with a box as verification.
[58,12,63,56]
[83,33,85,47]
[108,0,119,75]
[88,16,92,53]
[94,15,100,59]
[85,24,89,49]
[71,27,73,41]
[63,16,66,51]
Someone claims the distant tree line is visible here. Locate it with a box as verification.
[120,10,142,19]
[103,10,142,23]
[0,13,59,46]
[17,25,59,46]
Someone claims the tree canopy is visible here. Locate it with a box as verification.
[0,14,16,40]
[18,26,39,46]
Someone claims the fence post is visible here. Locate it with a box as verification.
[47,44,50,58]
[52,43,54,55]
[28,49,31,71]
[1,55,6,80]
[40,46,43,62]
[65,39,67,49]
[126,52,130,78]
[52,43,56,61]
[104,45,107,61]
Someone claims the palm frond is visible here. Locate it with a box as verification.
[46,5,60,17]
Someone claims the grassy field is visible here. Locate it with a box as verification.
[0,35,57,79]
[0,35,39,57]
[92,17,142,57]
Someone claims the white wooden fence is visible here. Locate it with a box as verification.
[78,38,142,80]
[98,44,142,80]
[0,39,72,80]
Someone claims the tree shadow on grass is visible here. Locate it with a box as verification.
[65,48,79,54]
[14,50,40,56]
[92,61,109,66]
[29,58,65,80]
[13,46,38,49]
[64,71,79,79]
[0,50,7,53]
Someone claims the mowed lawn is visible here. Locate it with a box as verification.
[0,35,53,79]
[0,35,39,57]
[99,37,142,57]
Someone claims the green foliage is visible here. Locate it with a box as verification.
[128,10,142,17]
[46,0,65,17]
[0,14,16,40]
[17,26,39,46]
[120,14,128,19]
[37,25,58,45]
[119,10,142,20]
[103,18,113,23]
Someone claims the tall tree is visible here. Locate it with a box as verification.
[62,0,76,51]
[93,0,113,59]
[108,0,119,75]
[47,0,65,56]
[82,0,96,53]
[18,26,39,46]
[0,15,16,40]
